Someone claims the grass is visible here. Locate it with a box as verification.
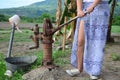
[0,51,42,80]
[111,53,120,61]
[112,25,120,33]
[53,50,70,66]
[0,29,32,42]
[0,25,119,43]
[0,28,70,79]
[0,25,119,79]
[0,50,70,79]
[0,53,25,80]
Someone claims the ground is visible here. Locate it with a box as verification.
[1,41,120,80]
[18,43,120,80]
[0,22,120,80]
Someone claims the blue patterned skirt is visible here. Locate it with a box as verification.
[71,1,110,75]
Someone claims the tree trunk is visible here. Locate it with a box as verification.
[62,17,67,51]
[67,13,76,42]
[55,0,63,37]
[107,0,116,42]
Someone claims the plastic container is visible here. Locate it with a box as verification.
[9,15,20,26]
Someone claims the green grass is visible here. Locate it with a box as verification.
[0,25,119,43]
[0,29,33,79]
[112,25,120,33]
[0,53,24,80]
[0,29,33,43]
[1,25,119,79]
[111,53,120,61]
[0,50,70,79]
[0,51,42,80]
[0,28,70,79]
[53,50,70,66]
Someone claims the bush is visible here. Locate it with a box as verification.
[0,14,9,22]
[113,16,120,25]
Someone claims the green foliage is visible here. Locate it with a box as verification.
[21,16,34,23]
[111,53,120,61]
[0,50,70,79]
[53,50,66,59]
[0,29,32,42]
[53,50,70,66]
[14,31,32,42]
[39,13,51,22]
[0,53,23,80]
[109,0,112,4]
[0,14,10,22]
[0,0,119,24]
[0,30,10,42]
[30,51,43,69]
[0,53,6,77]
[0,0,62,18]
[113,16,120,25]
[0,29,70,79]
[18,13,55,23]
[112,25,120,33]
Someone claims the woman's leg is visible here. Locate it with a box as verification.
[77,20,85,72]
[65,20,85,76]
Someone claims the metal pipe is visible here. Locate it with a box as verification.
[7,24,15,57]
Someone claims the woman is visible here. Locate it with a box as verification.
[66,0,110,79]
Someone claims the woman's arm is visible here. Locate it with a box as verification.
[76,0,85,17]
[86,0,101,13]
[77,0,83,12]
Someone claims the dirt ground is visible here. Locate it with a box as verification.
[0,22,120,80]
[1,42,120,80]
[0,39,120,80]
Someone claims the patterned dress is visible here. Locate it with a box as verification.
[71,1,110,76]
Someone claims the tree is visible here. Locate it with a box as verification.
[54,0,77,50]
[107,0,118,42]
[0,14,9,21]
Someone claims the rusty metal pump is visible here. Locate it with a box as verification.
[30,16,79,69]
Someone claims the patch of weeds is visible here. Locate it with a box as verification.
[25,30,29,33]
[0,53,6,77]
[0,53,24,80]
[53,50,70,66]
[54,58,69,66]
[111,53,120,61]
[0,29,32,42]
[0,49,70,79]
[112,25,120,33]
[53,50,67,59]
[30,51,43,69]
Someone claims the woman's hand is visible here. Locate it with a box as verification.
[86,6,94,14]
[77,10,86,17]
